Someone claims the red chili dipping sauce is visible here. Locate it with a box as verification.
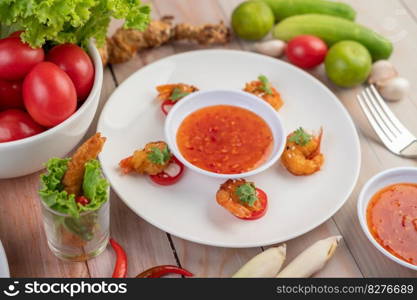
[366,183,417,265]
[177,105,273,174]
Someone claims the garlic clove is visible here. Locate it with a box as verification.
[254,40,286,58]
[377,77,410,102]
[368,60,398,85]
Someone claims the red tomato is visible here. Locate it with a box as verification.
[286,35,328,69]
[238,188,268,221]
[8,31,24,38]
[0,109,44,143]
[23,62,77,128]
[0,37,44,80]
[149,156,185,186]
[47,44,94,101]
[0,79,24,110]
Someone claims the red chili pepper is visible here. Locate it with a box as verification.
[238,188,268,221]
[161,99,175,115]
[149,156,185,186]
[110,238,127,278]
[75,196,90,206]
[136,265,193,278]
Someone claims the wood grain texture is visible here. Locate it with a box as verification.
[1,0,416,278]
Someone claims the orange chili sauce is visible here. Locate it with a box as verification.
[366,183,417,266]
[177,105,273,174]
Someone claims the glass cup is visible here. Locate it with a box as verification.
[40,196,110,262]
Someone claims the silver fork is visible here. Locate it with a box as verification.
[357,84,417,158]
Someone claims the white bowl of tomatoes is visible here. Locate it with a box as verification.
[0,34,103,178]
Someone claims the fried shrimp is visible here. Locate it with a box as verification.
[156,83,199,102]
[216,179,265,219]
[62,133,106,196]
[119,141,171,175]
[244,75,283,111]
[281,127,324,176]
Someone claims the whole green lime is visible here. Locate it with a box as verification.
[325,41,372,88]
[232,0,275,41]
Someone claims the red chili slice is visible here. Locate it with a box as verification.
[161,99,175,115]
[75,196,90,206]
[149,156,185,186]
[136,265,193,278]
[238,188,268,221]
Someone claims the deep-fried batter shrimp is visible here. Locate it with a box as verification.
[216,179,264,219]
[156,83,199,102]
[119,141,171,175]
[281,128,324,176]
[244,75,283,111]
[63,133,106,196]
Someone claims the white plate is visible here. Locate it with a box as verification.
[0,240,9,277]
[98,50,361,248]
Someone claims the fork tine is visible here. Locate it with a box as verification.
[364,87,398,137]
[357,94,395,147]
[369,84,412,135]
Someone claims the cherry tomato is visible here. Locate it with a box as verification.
[76,196,90,206]
[47,43,94,101]
[0,37,44,80]
[286,35,328,69]
[0,79,24,110]
[0,109,44,143]
[8,31,24,38]
[23,62,77,128]
[238,188,268,220]
[149,156,185,186]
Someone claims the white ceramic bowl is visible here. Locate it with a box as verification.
[0,43,103,179]
[357,167,417,271]
[165,89,285,179]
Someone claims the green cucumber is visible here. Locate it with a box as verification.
[273,14,393,61]
[262,0,356,21]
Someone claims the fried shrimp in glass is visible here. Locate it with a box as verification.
[281,127,324,176]
[119,141,172,175]
[62,133,106,196]
[216,179,267,220]
[244,75,283,111]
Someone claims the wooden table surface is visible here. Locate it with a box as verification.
[1,0,417,278]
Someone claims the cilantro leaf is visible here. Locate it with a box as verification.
[258,75,273,95]
[236,183,258,207]
[169,87,191,102]
[289,127,313,146]
[147,146,171,165]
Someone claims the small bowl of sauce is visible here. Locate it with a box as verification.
[165,90,285,179]
[358,167,417,270]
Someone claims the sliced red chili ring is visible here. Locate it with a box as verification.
[136,265,193,278]
[238,188,268,221]
[161,99,175,115]
[149,156,185,186]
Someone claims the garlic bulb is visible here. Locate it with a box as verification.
[378,77,410,101]
[254,40,286,57]
[368,60,398,85]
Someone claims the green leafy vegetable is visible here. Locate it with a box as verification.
[80,159,109,213]
[169,87,191,102]
[236,183,258,207]
[148,146,171,165]
[289,127,312,146]
[258,74,273,95]
[39,158,109,218]
[0,0,151,48]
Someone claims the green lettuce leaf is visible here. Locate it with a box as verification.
[80,159,109,213]
[39,158,109,218]
[0,0,151,48]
